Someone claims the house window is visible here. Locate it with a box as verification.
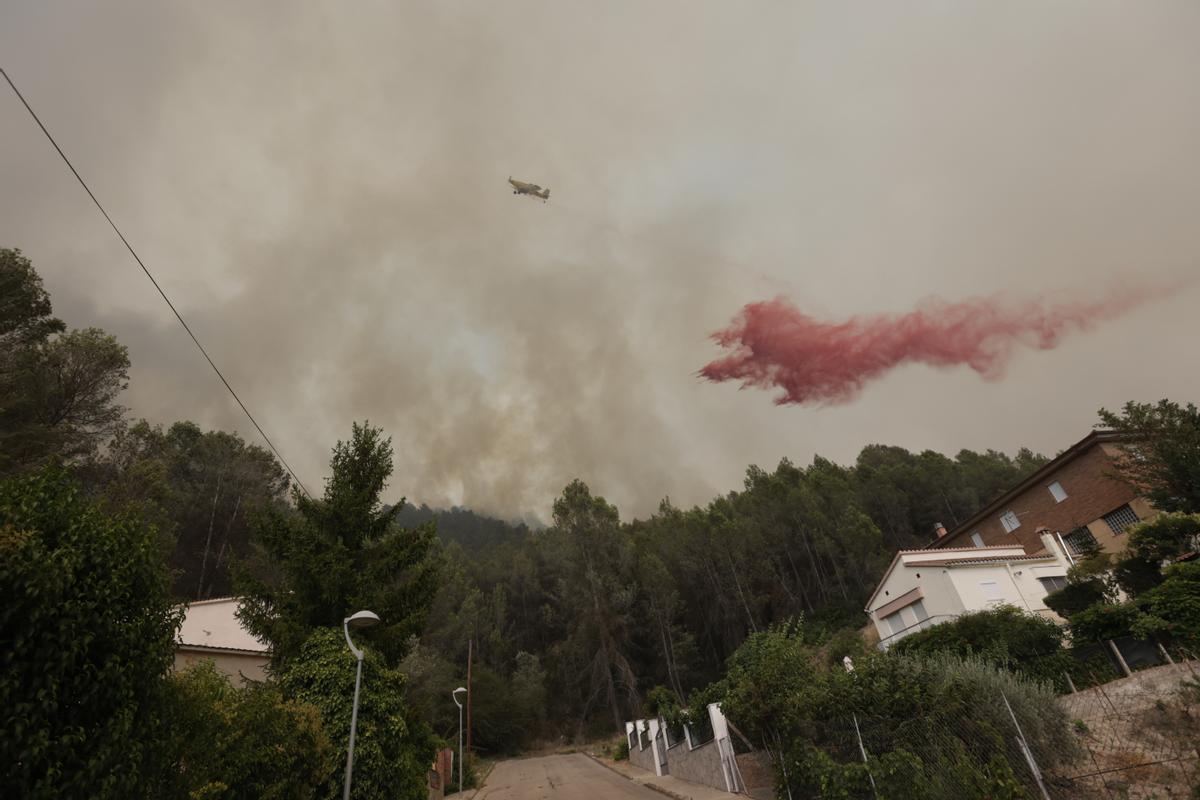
[970,531,985,547]
[1048,481,1067,503]
[1038,575,1068,594]
[1063,526,1098,556]
[883,611,905,637]
[979,581,1004,603]
[1000,510,1020,533]
[1102,504,1140,534]
[910,599,929,622]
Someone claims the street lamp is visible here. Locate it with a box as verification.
[452,686,467,795]
[343,610,381,800]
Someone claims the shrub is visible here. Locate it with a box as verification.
[1113,514,1200,597]
[892,606,1079,691]
[278,629,438,800]
[1066,602,1142,643]
[1138,561,1200,652]
[613,739,630,761]
[1044,578,1110,618]
[713,622,1075,799]
[0,466,181,799]
[161,661,332,799]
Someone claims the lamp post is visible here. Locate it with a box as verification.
[343,610,381,800]
[452,686,467,795]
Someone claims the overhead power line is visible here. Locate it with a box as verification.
[2,67,312,499]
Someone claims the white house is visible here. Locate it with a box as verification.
[865,530,1073,650]
[175,596,270,684]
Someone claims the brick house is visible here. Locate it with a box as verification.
[929,430,1156,558]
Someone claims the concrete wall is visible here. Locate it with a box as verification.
[174,647,269,684]
[623,705,749,793]
[944,562,1060,617]
[628,720,657,774]
[667,735,723,787]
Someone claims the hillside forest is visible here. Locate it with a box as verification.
[1,246,1060,754]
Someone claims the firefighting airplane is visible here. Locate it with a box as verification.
[508,176,550,201]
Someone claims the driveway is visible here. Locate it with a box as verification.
[475,753,663,800]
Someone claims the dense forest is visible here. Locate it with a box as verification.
[1,246,1057,752]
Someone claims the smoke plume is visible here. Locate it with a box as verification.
[701,288,1170,406]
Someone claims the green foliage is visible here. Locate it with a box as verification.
[712,623,1073,799]
[80,419,292,599]
[1112,513,1200,597]
[0,466,181,798]
[1100,400,1200,514]
[161,661,332,799]
[892,606,1078,690]
[1044,578,1110,618]
[822,626,869,667]
[278,629,437,800]
[613,738,629,760]
[1066,602,1143,642]
[237,422,441,666]
[1137,561,1200,651]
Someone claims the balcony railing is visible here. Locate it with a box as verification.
[875,614,960,651]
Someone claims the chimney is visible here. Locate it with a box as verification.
[934,522,948,539]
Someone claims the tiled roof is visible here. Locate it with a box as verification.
[904,553,1053,567]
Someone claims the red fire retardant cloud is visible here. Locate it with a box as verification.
[700,290,1159,406]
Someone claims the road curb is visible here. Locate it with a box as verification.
[466,760,497,799]
[584,754,693,800]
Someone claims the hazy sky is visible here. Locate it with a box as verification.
[3,2,1199,521]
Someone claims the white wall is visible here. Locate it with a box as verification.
[177,597,268,652]
[868,561,966,643]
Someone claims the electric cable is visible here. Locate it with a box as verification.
[1,67,313,498]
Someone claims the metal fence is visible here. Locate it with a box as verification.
[780,662,1200,799]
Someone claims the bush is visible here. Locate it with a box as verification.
[1044,578,1110,618]
[1138,561,1200,652]
[1066,602,1142,643]
[892,606,1078,691]
[0,466,181,799]
[1113,514,1200,597]
[613,738,629,761]
[713,623,1075,799]
[161,662,332,799]
[278,629,438,800]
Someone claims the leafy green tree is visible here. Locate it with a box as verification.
[160,661,332,800]
[278,629,436,800]
[1,248,131,476]
[1100,399,1200,513]
[0,465,181,799]
[237,422,441,666]
[1112,513,1200,597]
[1134,561,1200,652]
[83,420,291,599]
[544,479,641,734]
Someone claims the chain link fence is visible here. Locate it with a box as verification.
[778,662,1200,799]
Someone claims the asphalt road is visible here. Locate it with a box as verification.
[475,753,662,800]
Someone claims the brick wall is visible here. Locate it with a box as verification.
[946,443,1149,554]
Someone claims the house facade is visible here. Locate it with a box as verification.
[930,431,1156,557]
[174,596,270,684]
[865,531,1073,649]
